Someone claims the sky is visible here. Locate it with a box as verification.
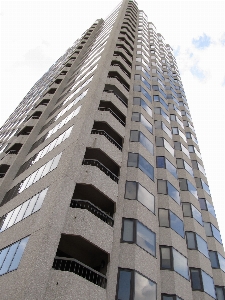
[1,0,225,243]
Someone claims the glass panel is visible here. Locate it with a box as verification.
[0,242,19,275]
[134,272,156,300]
[156,156,165,168]
[192,205,203,225]
[190,269,202,290]
[0,210,14,232]
[130,130,139,142]
[209,251,219,268]
[202,270,216,298]
[137,184,155,213]
[173,248,189,279]
[167,182,180,204]
[207,201,216,218]
[161,247,171,269]
[138,155,154,181]
[128,153,138,167]
[23,195,39,219]
[170,211,184,237]
[158,179,167,194]
[15,201,30,224]
[199,198,207,210]
[187,181,198,198]
[6,206,22,229]
[140,133,154,155]
[182,203,192,217]
[196,234,209,257]
[186,232,196,249]
[159,209,169,227]
[49,153,62,172]
[137,222,156,256]
[212,225,222,244]
[140,115,153,134]
[40,160,53,178]
[132,112,140,122]
[125,181,137,200]
[204,222,213,236]
[0,248,10,269]
[218,253,225,272]
[123,219,134,242]
[165,159,177,178]
[8,237,29,272]
[117,270,131,300]
[215,286,225,300]
[32,165,46,183]
[32,188,48,213]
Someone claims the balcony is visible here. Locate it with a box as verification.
[98,100,126,126]
[0,164,10,178]
[5,143,22,155]
[91,121,123,151]
[103,84,128,107]
[52,234,108,288]
[113,51,132,68]
[82,148,120,183]
[107,71,130,94]
[110,60,131,79]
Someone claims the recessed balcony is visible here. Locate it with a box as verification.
[52,234,109,288]
[82,148,120,183]
[98,100,126,126]
[103,84,128,108]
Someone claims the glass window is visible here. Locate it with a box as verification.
[182,203,203,225]
[209,251,220,268]
[159,209,184,238]
[156,156,177,178]
[154,107,170,123]
[157,179,180,204]
[125,181,155,213]
[156,137,174,156]
[215,286,225,300]
[162,295,183,300]
[199,198,216,217]
[116,269,156,300]
[176,158,193,176]
[204,222,222,244]
[195,178,211,195]
[133,97,152,117]
[186,232,210,257]
[128,153,154,181]
[130,131,154,154]
[0,236,29,276]
[160,246,189,279]
[179,179,198,198]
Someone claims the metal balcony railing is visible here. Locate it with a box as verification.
[107,75,130,92]
[98,107,125,126]
[53,256,107,288]
[70,199,114,226]
[91,129,122,151]
[103,89,128,107]
[82,159,119,183]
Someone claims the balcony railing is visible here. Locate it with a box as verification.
[53,256,107,288]
[0,173,5,178]
[98,107,125,126]
[103,89,128,107]
[70,199,114,226]
[91,129,122,151]
[107,75,130,92]
[82,159,119,183]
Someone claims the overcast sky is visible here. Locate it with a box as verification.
[1,0,225,243]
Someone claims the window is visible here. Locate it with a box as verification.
[159,209,184,237]
[155,121,172,138]
[157,179,180,204]
[172,127,187,142]
[186,232,209,257]
[130,130,154,156]
[199,198,216,217]
[116,268,157,300]
[156,156,177,178]
[186,132,198,144]
[17,126,33,136]
[209,251,225,272]
[195,178,211,195]
[122,219,156,256]
[188,145,201,159]
[192,160,205,176]
[215,286,225,300]
[154,107,170,123]
[134,85,152,102]
[160,246,189,279]
[182,203,203,225]
[174,141,190,158]
[153,95,168,110]
[128,153,154,181]
[161,295,183,300]
[0,188,48,233]
[131,113,153,134]
[135,65,150,79]
[176,158,193,176]
[204,222,222,244]
[179,178,198,198]
[133,97,152,117]
[134,74,151,90]
[190,268,216,298]
[156,137,174,156]
[125,181,155,213]
[0,236,29,276]
[170,114,183,128]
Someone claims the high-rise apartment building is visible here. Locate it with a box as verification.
[0,0,224,299]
